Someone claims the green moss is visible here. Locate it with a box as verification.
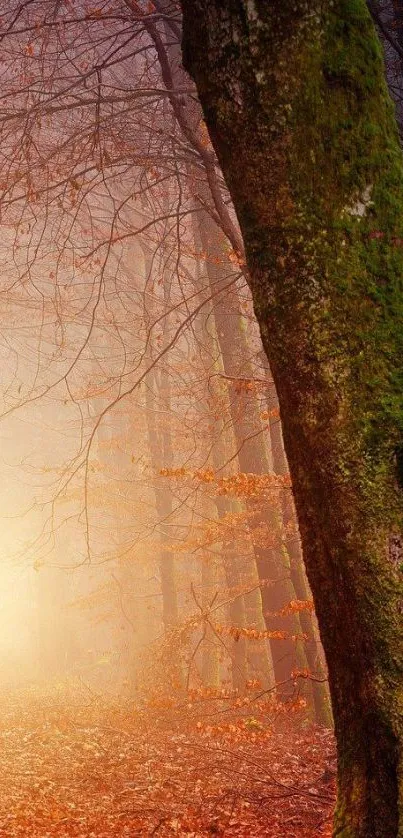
[222,0,403,721]
[279,0,403,531]
[182,0,403,831]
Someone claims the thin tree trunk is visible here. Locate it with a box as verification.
[198,215,307,687]
[262,355,332,725]
[141,248,181,684]
[198,299,274,690]
[200,543,221,689]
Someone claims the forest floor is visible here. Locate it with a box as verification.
[0,685,336,837]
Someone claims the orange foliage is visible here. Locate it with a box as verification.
[0,686,335,838]
[213,624,308,643]
[277,599,315,617]
[159,467,292,499]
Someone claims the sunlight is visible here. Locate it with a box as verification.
[0,1,399,835]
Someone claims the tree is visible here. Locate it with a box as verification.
[180,0,403,835]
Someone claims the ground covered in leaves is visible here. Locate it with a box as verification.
[0,685,336,837]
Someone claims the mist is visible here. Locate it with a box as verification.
[0,1,400,836]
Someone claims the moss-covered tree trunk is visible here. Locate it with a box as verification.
[180,1,403,834]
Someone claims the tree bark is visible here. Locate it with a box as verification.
[181,1,403,834]
[262,356,332,725]
[198,214,308,688]
[195,298,273,690]
[141,247,182,684]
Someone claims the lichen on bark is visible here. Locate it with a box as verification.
[181,0,403,834]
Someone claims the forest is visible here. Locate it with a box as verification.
[0,1,400,836]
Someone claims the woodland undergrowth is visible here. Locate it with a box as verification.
[0,681,336,837]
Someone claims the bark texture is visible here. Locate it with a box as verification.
[180,1,403,835]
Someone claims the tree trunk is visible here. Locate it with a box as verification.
[141,248,182,686]
[181,1,403,834]
[195,298,272,691]
[198,215,308,688]
[262,355,332,724]
[200,539,221,689]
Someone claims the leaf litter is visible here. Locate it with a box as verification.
[0,685,335,837]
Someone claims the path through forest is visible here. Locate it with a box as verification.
[0,686,335,837]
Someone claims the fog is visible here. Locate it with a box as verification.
[0,3,340,835]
